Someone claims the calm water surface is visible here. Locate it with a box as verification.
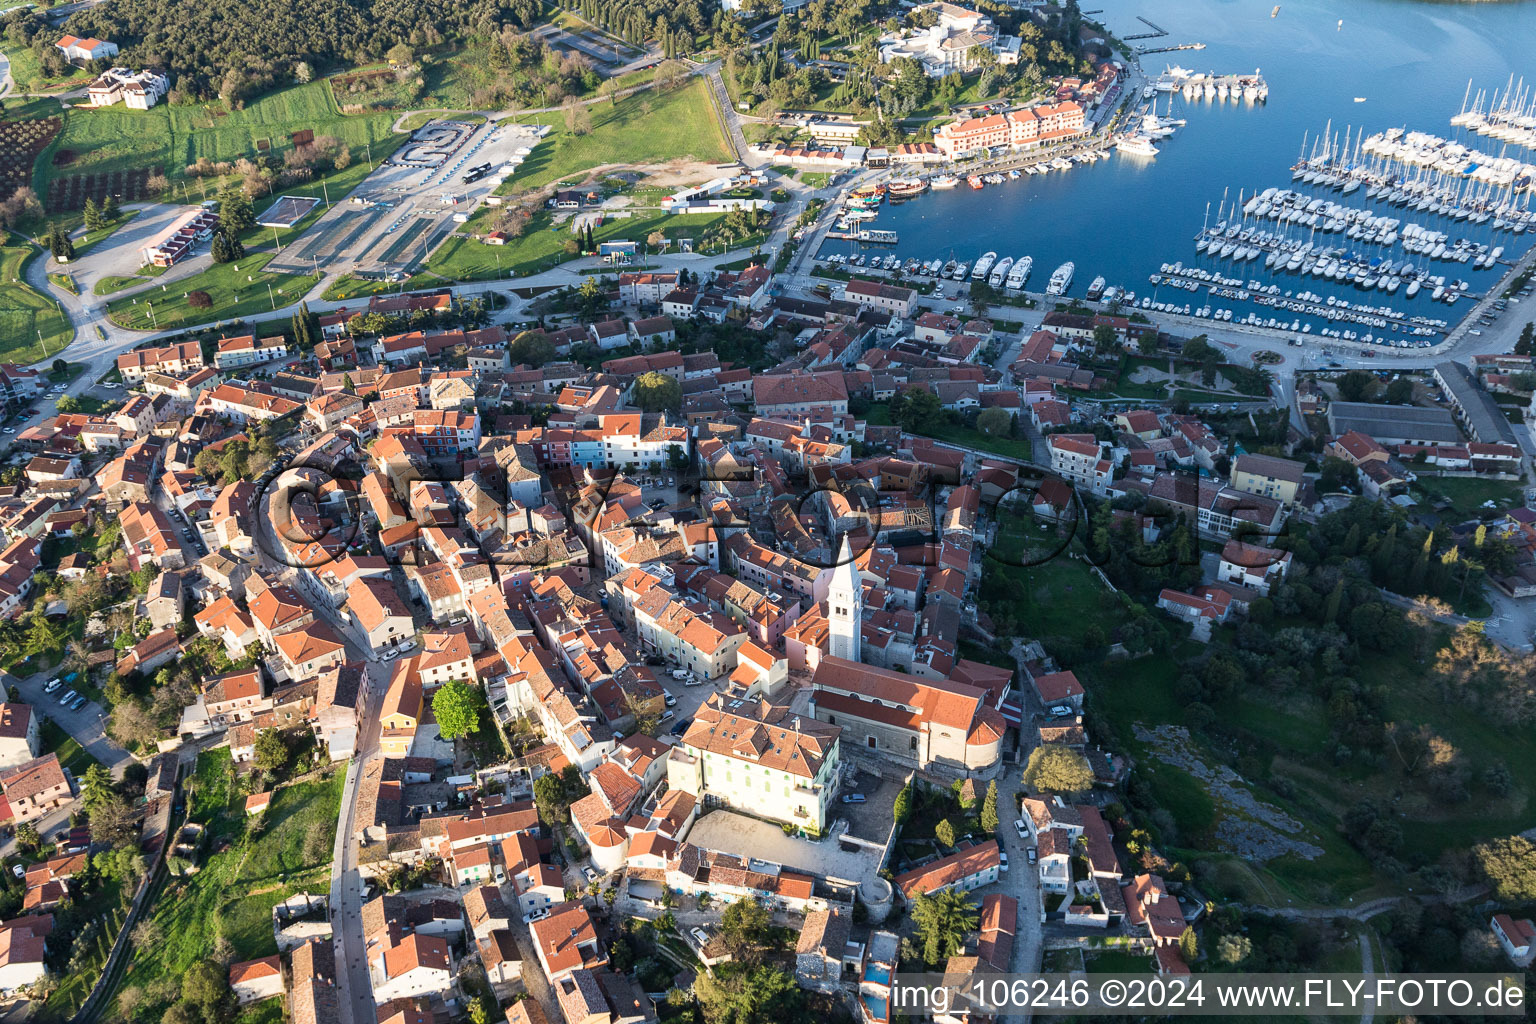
[825,0,1536,334]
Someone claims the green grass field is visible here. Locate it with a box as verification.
[41,719,100,778]
[427,207,738,282]
[1410,475,1525,518]
[0,46,90,92]
[105,253,319,331]
[864,403,1038,461]
[111,752,343,1017]
[500,80,731,191]
[0,245,73,362]
[41,80,398,193]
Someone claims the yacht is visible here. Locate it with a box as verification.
[930,175,960,189]
[971,252,997,281]
[952,261,970,280]
[1086,275,1106,301]
[1116,135,1160,158]
[1047,262,1075,296]
[988,256,1014,289]
[1005,256,1032,289]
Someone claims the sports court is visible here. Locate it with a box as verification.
[257,195,322,228]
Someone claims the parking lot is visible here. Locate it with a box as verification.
[265,119,551,279]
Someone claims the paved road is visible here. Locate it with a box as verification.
[4,669,132,778]
[0,50,11,98]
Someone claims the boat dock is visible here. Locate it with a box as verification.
[1155,68,1268,102]
[1139,43,1207,55]
[826,228,899,244]
[1125,16,1167,40]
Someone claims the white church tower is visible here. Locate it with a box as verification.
[828,535,862,663]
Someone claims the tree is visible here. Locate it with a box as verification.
[979,780,999,833]
[387,43,414,67]
[509,330,555,367]
[719,898,773,964]
[253,728,288,778]
[1516,321,1534,357]
[182,958,232,1022]
[215,184,254,235]
[1216,933,1251,965]
[889,386,942,431]
[14,822,39,851]
[1022,744,1093,795]
[48,222,75,261]
[975,407,1011,437]
[1092,322,1119,353]
[210,229,243,264]
[55,394,80,414]
[81,763,116,812]
[911,889,978,967]
[633,371,682,412]
[432,680,486,740]
[934,818,956,848]
[1179,926,1199,963]
[1336,369,1380,403]
[82,196,103,232]
[893,782,912,824]
[1473,835,1536,902]
[101,193,120,221]
[694,964,806,1024]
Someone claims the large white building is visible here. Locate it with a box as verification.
[666,693,842,833]
[878,2,1020,77]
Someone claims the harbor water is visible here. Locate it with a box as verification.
[824,0,1536,340]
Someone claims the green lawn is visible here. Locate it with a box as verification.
[0,245,73,362]
[41,720,101,778]
[499,80,731,192]
[427,207,741,282]
[1410,475,1525,517]
[864,403,1037,461]
[111,752,344,1018]
[0,46,90,93]
[94,275,146,297]
[41,80,398,194]
[105,253,320,331]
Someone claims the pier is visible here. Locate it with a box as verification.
[827,229,899,244]
[1124,16,1167,40]
[1138,43,1207,55]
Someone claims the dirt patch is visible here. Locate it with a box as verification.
[0,116,62,202]
[1136,724,1324,863]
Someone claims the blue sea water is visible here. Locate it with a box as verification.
[823,0,1536,334]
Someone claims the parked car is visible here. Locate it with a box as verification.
[999,851,1008,872]
[663,692,677,707]
[659,709,675,724]
[69,695,86,711]
[582,866,599,884]
[670,669,689,681]
[841,793,866,804]
[58,689,77,705]
[43,678,61,693]
[522,908,550,924]
[1014,818,1028,839]
[1027,847,1038,865]
[690,927,710,947]
[1048,704,1073,717]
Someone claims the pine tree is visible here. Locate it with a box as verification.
[48,223,75,262]
[82,197,103,233]
[1324,579,1344,625]
[979,780,999,834]
[101,194,120,221]
[1515,321,1535,357]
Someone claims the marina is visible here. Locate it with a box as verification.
[1451,78,1536,154]
[811,0,1536,344]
